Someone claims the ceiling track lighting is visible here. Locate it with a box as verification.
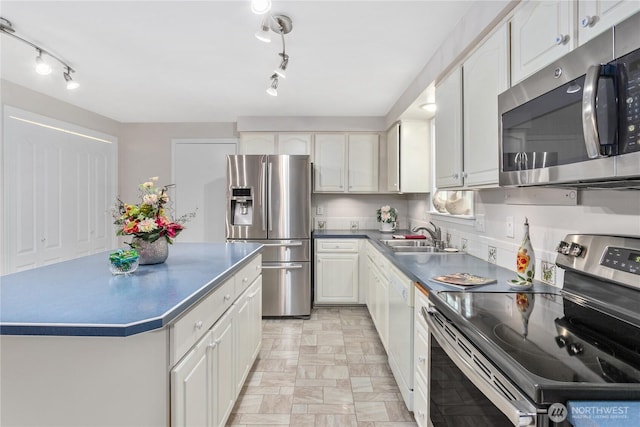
[0,16,79,90]
[253,12,293,96]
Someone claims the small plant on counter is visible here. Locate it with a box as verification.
[376,205,398,223]
[113,177,195,244]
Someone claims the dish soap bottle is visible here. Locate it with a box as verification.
[516,217,535,284]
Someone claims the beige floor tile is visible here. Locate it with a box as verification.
[289,414,316,426]
[350,377,374,393]
[315,414,359,427]
[232,394,263,414]
[353,392,402,402]
[306,403,356,414]
[384,402,414,421]
[323,386,354,404]
[234,414,291,425]
[293,386,324,404]
[258,371,297,387]
[259,394,293,414]
[316,365,350,379]
[355,401,389,422]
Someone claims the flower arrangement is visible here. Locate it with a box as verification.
[376,205,398,223]
[114,177,193,244]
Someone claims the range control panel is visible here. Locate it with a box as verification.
[601,246,640,275]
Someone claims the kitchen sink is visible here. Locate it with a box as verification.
[379,239,433,248]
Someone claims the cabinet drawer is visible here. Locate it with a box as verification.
[171,277,236,364]
[413,370,429,427]
[316,239,359,252]
[235,255,262,296]
[414,318,429,383]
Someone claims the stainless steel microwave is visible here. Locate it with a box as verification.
[498,11,640,188]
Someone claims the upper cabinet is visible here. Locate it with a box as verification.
[578,0,640,45]
[462,24,509,187]
[434,67,463,188]
[511,0,640,84]
[510,0,574,85]
[386,121,431,193]
[314,133,379,193]
[435,24,508,189]
[239,133,312,156]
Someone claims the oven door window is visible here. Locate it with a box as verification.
[502,74,617,172]
[429,335,513,426]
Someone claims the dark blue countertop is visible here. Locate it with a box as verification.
[314,229,556,294]
[0,242,263,337]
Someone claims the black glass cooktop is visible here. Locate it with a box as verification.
[437,291,640,385]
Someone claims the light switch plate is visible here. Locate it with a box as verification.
[475,214,485,232]
[506,216,514,238]
[316,206,324,215]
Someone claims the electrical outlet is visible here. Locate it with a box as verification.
[316,206,324,215]
[541,261,557,285]
[488,246,497,264]
[475,214,486,232]
[506,216,514,238]
[317,220,326,230]
[350,221,359,231]
[461,238,468,253]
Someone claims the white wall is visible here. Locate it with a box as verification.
[313,193,409,231]
[117,122,237,203]
[407,189,640,287]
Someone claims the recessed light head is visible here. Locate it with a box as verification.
[251,0,271,15]
[35,50,52,75]
[274,53,289,78]
[255,16,272,43]
[419,103,437,113]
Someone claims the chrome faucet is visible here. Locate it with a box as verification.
[412,222,444,249]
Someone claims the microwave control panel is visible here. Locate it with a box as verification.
[620,54,640,153]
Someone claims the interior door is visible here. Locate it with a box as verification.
[173,139,237,242]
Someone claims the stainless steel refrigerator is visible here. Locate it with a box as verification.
[225,154,311,317]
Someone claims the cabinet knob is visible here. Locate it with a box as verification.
[452,172,459,179]
[224,294,232,301]
[243,277,248,283]
[195,320,204,330]
[581,15,596,28]
[418,356,426,363]
[418,410,425,418]
[554,34,569,45]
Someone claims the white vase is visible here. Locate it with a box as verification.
[379,222,396,232]
[516,218,535,283]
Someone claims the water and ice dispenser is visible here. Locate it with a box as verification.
[229,187,253,225]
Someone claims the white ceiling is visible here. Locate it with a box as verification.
[0,1,473,123]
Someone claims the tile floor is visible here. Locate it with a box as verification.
[226,306,417,427]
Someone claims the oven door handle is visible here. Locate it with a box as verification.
[424,306,537,427]
[582,64,606,159]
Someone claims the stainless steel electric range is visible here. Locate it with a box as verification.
[424,235,640,427]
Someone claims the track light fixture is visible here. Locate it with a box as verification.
[0,16,79,90]
[253,11,293,96]
[255,15,272,43]
[35,49,52,75]
[266,74,278,96]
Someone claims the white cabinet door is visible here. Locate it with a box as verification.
[211,308,236,427]
[316,253,359,304]
[511,0,574,84]
[578,0,640,45]
[314,134,346,192]
[348,134,379,192]
[399,121,431,193]
[386,124,400,192]
[462,24,509,188]
[240,133,277,154]
[435,67,463,188]
[278,133,312,156]
[171,330,212,427]
[234,276,262,391]
[375,272,389,351]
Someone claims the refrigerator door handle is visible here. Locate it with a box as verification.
[262,242,303,247]
[261,160,267,232]
[262,264,304,270]
[268,161,273,232]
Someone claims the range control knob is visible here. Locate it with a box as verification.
[555,335,568,348]
[567,343,584,356]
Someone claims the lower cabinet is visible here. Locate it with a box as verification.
[413,285,430,427]
[365,241,389,350]
[171,266,262,427]
[315,239,360,304]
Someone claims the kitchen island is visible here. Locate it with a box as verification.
[1,242,263,427]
